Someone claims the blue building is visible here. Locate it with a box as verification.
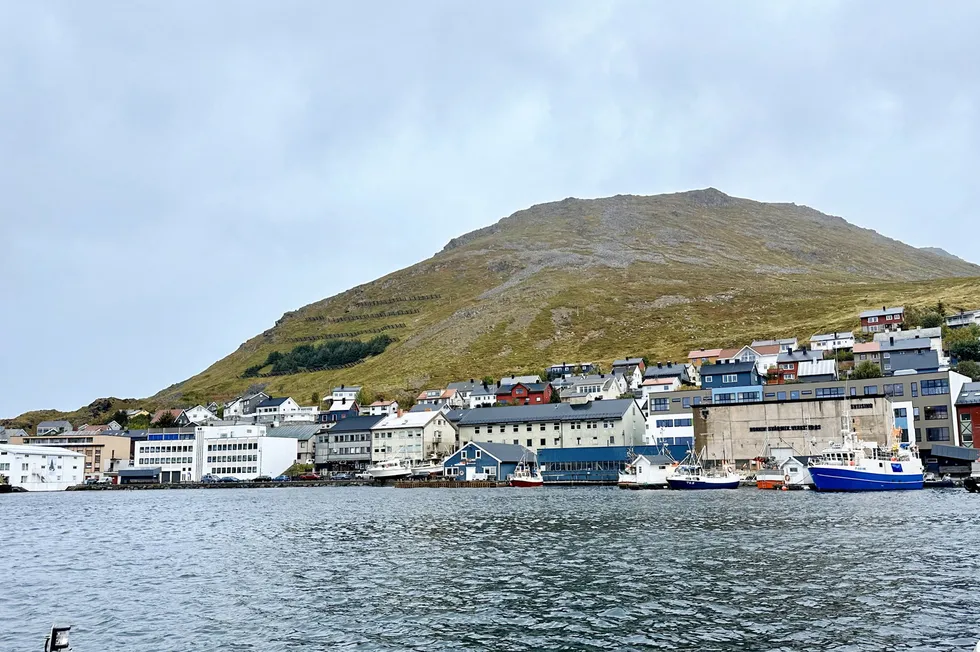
[699,361,762,389]
[443,442,535,481]
[537,445,690,484]
[710,385,764,404]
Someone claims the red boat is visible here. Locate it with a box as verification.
[509,456,544,487]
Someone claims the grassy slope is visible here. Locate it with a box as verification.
[6,190,980,429]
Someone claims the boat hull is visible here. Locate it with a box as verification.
[756,479,784,490]
[367,468,412,480]
[510,478,544,488]
[667,477,740,490]
[809,466,923,492]
[964,477,980,493]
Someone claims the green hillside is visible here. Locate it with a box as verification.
[7,188,980,429]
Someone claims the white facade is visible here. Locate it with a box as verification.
[367,401,399,416]
[202,427,296,480]
[255,397,305,421]
[0,444,85,491]
[134,432,200,482]
[370,412,455,463]
[469,389,498,408]
[809,332,855,352]
[645,413,695,445]
[723,346,779,377]
[947,310,980,329]
[331,386,361,403]
[181,405,217,425]
[640,377,681,401]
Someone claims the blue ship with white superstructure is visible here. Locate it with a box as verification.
[808,429,923,492]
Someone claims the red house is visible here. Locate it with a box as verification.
[859,306,905,334]
[955,382,980,448]
[495,382,553,405]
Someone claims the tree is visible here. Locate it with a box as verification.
[549,390,562,404]
[111,410,129,428]
[311,391,320,405]
[850,361,883,380]
[954,360,980,381]
[920,312,943,328]
[935,301,947,317]
[951,339,980,362]
[155,412,178,428]
[481,376,495,386]
[127,414,150,430]
[217,406,225,419]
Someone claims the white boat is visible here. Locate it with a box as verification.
[808,428,923,492]
[510,455,544,487]
[411,459,445,478]
[366,458,412,480]
[666,449,740,490]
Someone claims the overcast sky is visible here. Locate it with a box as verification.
[1,1,978,417]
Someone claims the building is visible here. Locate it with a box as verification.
[699,361,762,389]
[751,338,798,353]
[254,397,302,421]
[316,414,385,472]
[688,348,724,368]
[875,328,946,367]
[443,442,535,481]
[133,430,199,483]
[495,382,553,405]
[16,432,134,479]
[558,374,628,403]
[265,424,320,465]
[640,377,681,401]
[318,398,359,423]
[773,348,825,383]
[77,422,123,434]
[0,427,27,443]
[809,331,855,352]
[860,306,905,333]
[853,341,881,366]
[546,362,598,379]
[366,400,399,416]
[224,392,270,419]
[416,388,464,409]
[946,310,980,329]
[611,358,645,388]
[537,445,687,484]
[643,362,695,385]
[35,420,72,436]
[455,399,646,452]
[499,374,544,385]
[178,405,218,426]
[370,411,456,465]
[717,345,781,377]
[798,359,838,383]
[151,409,183,425]
[118,467,162,485]
[954,382,980,448]
[331,385,361,403]
[693,395,898,463]
[0,444,85,491]
[200,425,296,480]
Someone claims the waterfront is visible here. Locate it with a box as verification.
[2,488,979,651]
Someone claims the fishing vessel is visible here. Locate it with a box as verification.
[411,457,446,478]
[510,454,544,487]
[618,449,677,489]
[808,428,923,492]
[666,449,740,490]
[366,458,412,480]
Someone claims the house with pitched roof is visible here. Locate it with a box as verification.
[954,382,980,448]
[699,361,763,389]
[371,411,456,464]
[773,348,825,383]
[643,362,696,385]
[687,348,723,368]
[316,414,386,472]
[557,374,628,403]
[36,420,72,436]
[860,306,905,333]
[224,391,270,418]
[495,382,553,405]
[416,388,464,409]
[751,338,798,354]
[366,400,399,417]
[443,442,536,481]
[718,345,781,377]
[809,331,855,352]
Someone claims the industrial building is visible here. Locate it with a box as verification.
[0,444,85,491]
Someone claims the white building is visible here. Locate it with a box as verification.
[134,431,202,483]
[558,374,628,403]
[0,444,85,491]
[224,392,270,419]
[366,400,399,416]
[874,328,947,367]
[201,425,296,480]
[946,310,980,329]
[253,396,315,423]
[469,386,498,408]
[180,405,218,425]
[809,331,855,352]
[640,377,681,401]
[331,385,361,403]
[370,411,455,464]
[751,338,798,353]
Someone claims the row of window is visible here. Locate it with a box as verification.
[209,467,257,474]
[653,419,694,428]
[207,455,257,463]
[207,442,257,451]
[138,457,192,465]
[331,447,369,455]
[330,434,370,443]
[140,445,192,454]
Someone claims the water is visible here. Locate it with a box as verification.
[2,487,979,652]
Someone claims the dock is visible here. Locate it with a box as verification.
[65,479,373,491]
[394,479,509,488]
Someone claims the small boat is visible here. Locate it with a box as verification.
[808,429,923,492]
[510,455,544,487]
[666,450,740,490]
[922,472,955,489]
[366,458,413,480]
[755,466,786,490]
[411,458,445,478]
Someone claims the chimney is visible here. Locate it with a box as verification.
[469,378,474,383]
[882,306,886,311]
[658,362,663,369]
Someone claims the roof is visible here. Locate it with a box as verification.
[369,400,396,406]
[77,424,111,432]
[256,397,290,408]
[955,382,980,406]
[928,444,980,462]
[0,443,85,457]
[798,359,837,377]
[874,327,941,342]
[332,386,362,393]
[642,378,678,386]
[119,467,161,477]
[264,424,321,440]
[777,349,824,364]
[444,409,468,423]
[325,415,386,432]
[150,409,183,423]
[688,348,723,359]
[456,399,638,426]
[496,382,550,395]
[643,363,688,379]
[860,306,905,318]
[373,411,443,429]
[699,361,758,376]
[880,338,933,352]
[498,375,543,385]
[853,341,880,354]
[327,400,358,412]
[37,420,72,429]
[636,453,674,465]
[887,349,940,372]
[409,403,447,413]
[810,332,854,342]
[717,347,741,360]
[749,344,782,356]
[466,441,536,464]
[612,358,644,367]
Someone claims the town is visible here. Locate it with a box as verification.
[3,304,980,491]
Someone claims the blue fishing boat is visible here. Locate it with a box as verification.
[666,449,740,490]
[808,429,923,492]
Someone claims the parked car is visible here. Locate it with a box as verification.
[253,475,272,482]
[84,478,99,485]
[297,473,321,481]
[273,475,291,482]
[219,476,240,483]
[332,473,352,480]
[201,474,221,483]
[355,472,373,481]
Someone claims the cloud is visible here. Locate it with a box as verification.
[1,0,978,415]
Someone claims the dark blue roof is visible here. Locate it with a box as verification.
[643,363,687,379]
[700,361,757,376]
[326,415,385,432]
[466,441,536,463]
[257,397,290,408]
[119,467,160,477]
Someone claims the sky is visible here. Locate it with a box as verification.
[1,1,979,417]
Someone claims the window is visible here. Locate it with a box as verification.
[513,439,518,445]
[883,384,904,397]
[785,374,795,380]
[864,385,878,395]
[790,391,800,400]
[868,316,879,323]
[921,379,949,396]
[652,398,669,412]
[674,418,693,427]
[703,375,714,384]
[461,450,467,460]
[915,428,922,443]
[655,419,673,428]
[913,407,920,420]
[540,424,546,431]
[474,450,482,459]
[924,406,949,421]
[779,363,794,370]
[926,427,951,442]
[960,413,973,444]
[513,425,519,433]
[816,387,844,398]
[474,427,480,435]
[722,374,738,384]
[777,391,787,401]
[540,438,546,446]
[682,397,691,408]
[554,438,560,446]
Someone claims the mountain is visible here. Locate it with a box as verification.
[7,188,980,426]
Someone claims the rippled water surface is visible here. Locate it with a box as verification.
[2,487,979,651]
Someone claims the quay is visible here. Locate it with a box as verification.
[66,479,372,491]
[394,479,508,489]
